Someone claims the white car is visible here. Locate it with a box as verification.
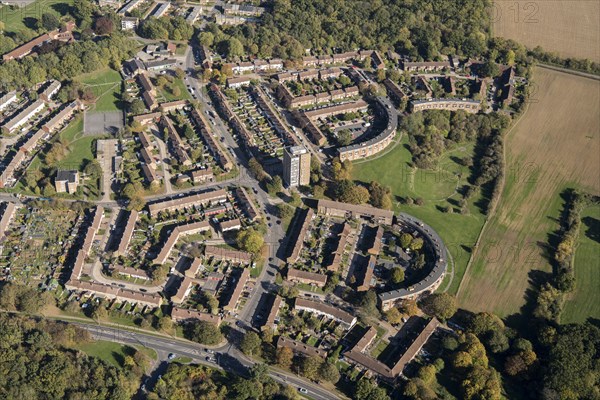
[298,388,308,394]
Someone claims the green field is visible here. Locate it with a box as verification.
[74,340,136,368]
[352,135,487,294]
[77,68,123,112]
[157,77,191,102]
[0,0,74,35]
[74,340,157,368]
[562,205,600,323]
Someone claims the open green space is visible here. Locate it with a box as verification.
[562,205,600,323]
[0,0,74,35]
[74,340,157,367]
[73,340,136,368]
[77,68,123,112]
[157,77,191,102]
[352,134,487,294]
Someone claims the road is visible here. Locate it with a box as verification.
[79,322,341,400]
[183,43,288,326]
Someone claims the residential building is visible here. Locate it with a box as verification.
[410,98,481,113]
[54,170,79,193]
[110,265,149,280]
[117,0,143,15]
[116,210,138,256]
[172,277,194,304]
[262,295,282,331]
[0,91,17,112]
[204,245,252,264]
[65,280,162,308]
[2,23,75,61]
[317,199,394,225]
[277,336,327,358]
[42,100,82,133]
[223,268,250,311]
[283,145,310,187]
[0,202,17,241]
[287,208,314,263]
[227,76,252,88]
[1,99,45,134]
[148,189,228,217]
[295,298,357,329]
[190,167,214,184]
[171,307,222,325]
[287,268,327,288]
[154,221,211,264]
[144,58,177,72]
[121,16,138,30]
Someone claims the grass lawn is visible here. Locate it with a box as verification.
[173,356,193,364]
[157,77,191,102]
[562,204,600,323]
[74,340,158,367]
[73,340,135,368]
[0,0,74,35]
[352,134,487,294]
[76,68,123,112]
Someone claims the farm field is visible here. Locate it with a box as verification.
[458,67,600,317]
[562,205,600,323]
[77,68,123,112]
[493,0,600,63]
[0,0,73,35]
[353,134,488,294]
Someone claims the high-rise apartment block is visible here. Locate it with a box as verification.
[283,146,310,187]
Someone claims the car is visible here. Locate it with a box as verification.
[298,388,308,394]
[168,353,176,360]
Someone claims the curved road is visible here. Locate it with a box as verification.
[79,322,340,400]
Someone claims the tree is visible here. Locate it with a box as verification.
[384,307,402,325]
[184,320,223,345]
[240,331,261,356]
[158,317,173,332]
[266,175,283,196]
[391,267,404,284]
[336,129,353,146]
[461,365,502,400]
[299,356,322,380]
[359,290,378,315]
[409,237,424,251]
[198,31,214,47]
[318,362,340,383]
[224,37,244,59]
[331,158,352,181]
[398,299,419,317]
[333,180,369,204]
[277,203,294,220]
[355,378,390,400]
[276,346,294,369]
[236,228,264,255]
[399,233,413,248]
[369,181,392,209]
[129,99,145,115]
[93,16,114,35]
[73,0,93,22]
[419,293,457,321]
[39,13,60,31]
[248,157,266,180]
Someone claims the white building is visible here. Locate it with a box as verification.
[1,99,45,134]
[0,91,17,112]
[283,145,310,187]
[121,17,138,30]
